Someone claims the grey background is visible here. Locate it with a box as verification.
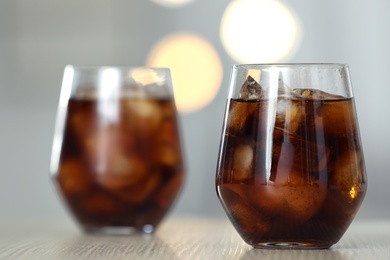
[0,0,389,221]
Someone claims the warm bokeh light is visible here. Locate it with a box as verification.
[150,0,194,8]
[220,0,302,63]
[146,33,223,113]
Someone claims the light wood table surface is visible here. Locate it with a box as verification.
[0,216,389,260]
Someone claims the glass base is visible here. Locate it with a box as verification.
[253,241,331,250]
[83,224,156,235]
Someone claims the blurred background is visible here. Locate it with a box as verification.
[0,0,389,221]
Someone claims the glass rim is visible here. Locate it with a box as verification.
[232,63,349,69]
[64,65,171,72]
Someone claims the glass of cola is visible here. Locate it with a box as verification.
[216,64,367,249]
[50,66,185,235]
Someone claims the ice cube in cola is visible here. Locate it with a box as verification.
[216,75,367,249]
[55,97,184,233]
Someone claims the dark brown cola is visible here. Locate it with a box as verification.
[54,98,184,233]
[216,94,367,248]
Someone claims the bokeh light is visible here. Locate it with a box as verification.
[220,0,302,63]
[146,33,223,113]
[150,0,194,8]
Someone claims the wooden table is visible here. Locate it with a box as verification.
[0,216,389,259]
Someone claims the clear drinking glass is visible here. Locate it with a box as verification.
[216,64,367,249]
[50,66,185,235]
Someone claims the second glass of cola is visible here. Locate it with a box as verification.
[216,64,367,249]
[50,66,185,235]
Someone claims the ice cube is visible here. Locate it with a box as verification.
[267,130,329,222]
[226,100,259,136]
[270,139,304,185]
[271,129,330,185]
[248,181,326,223]
[155,144,180,167]
[81,128,149,190]
[58,159,92,196]
[277,77,296,97]
[240,75,263,100]
[247,185,286,217]
[330,150,366,202]
[232,144,254,181]
[122,99,163,134]
[284,183,327,222]
[220,184,271,233]
[275,98,305,134]
[315,99,356,137]
[153,121,182,167]
[108,170,162,204]
[94,151,149,191]
[293,88,344,100]
[68,104,99,143]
